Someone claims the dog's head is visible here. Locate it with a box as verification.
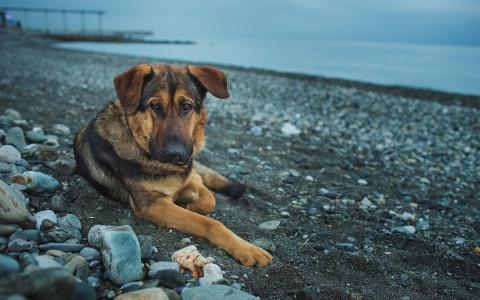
[114,64,229,166]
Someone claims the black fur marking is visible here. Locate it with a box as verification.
[218,181,246,200]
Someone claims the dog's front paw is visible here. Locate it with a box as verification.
[230,241,273,267]
[219,181,246,200]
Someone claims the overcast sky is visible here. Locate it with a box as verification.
[2,0,480,45]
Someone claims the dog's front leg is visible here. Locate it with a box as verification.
[132,198,272,267]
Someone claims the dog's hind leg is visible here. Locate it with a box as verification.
[193,161,246,199]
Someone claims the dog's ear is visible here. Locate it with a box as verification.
[187,65,229,99]
[114,64,153,114]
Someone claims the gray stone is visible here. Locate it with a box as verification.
[252,238,276,252]
[50,158,76,175]
[26,127,47,143]
[0,145,21,164]
[71,282,96,300]
[202,263,223,283]
[258,220,280,230]
[182,285,257,300]
[0,224,20,235]
[52,124,71,136]
[101,225,143,285]
[79,247,101,261]
[51,195,67,212]
[138,235,154,259]
[4,109,21,120]
[120,281,144,292]
[35,255,64,269]
[87,224,113,248]
[58,214,82,231]
[0,179,30,223]
[0,162,13,173]
[392,225,416,235]
[40,219,70,243]
[87,276,100,288]
[0,267,76,300]
[11,171,60,193]
[0,254,20,276]
[8,239,38,252]
[6,127,26,153]
[35,210,57,230]
[335,243,358,252]
[115,288,169,300]
[39,243,85,252]
[148,261,180,278]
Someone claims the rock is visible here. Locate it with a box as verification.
[249,126,262,136]
[182,285,257,300]
[46,250,67,259]
[80,247,101,261]
[280,211,290,217]
[359,197,376,210]
[0,162,13,173]
[138,235,154,259]
[0,180,30,223]
[171,245,213,277]
[4,109,21,120]
[51,195,67,212]
[87,276,100,288]
[252,238,276,252]
[35,255,64,269]
[6,127,26,152]
[8,239,38,252]
[10,171,60,192]
[0,145,21,164]
[115,288,169,300]
[64,255,87,274]
[281,122,301,136]
[0,254,20,276]
[71,282,96,300]
[50,158,76,175]
[120,281,143,292]
[26,127,47,143]
[39,243,85,252]
[198,277,212,286]
[151,270,185,289]
[392,225,416,236]
[3,294,27,300]
[0,224,20,235]
[45,136,60,148]
[52,124,71,136]
[335,243,358,252]
[23,144,58,161]
[0,267,76,300]
[87,225,113,248]
[202,263,223,283]
[40,219,70,243]
[416,218,430,231]
[18,253,38,271]
[101,225,143,285]
[58,214,82,230]
[35,210,57,230]
[305,175,314,182]
[258,220,280,230]
[357,179,368,185]
[148,261,180,278]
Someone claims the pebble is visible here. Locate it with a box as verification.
[87,276,100,288]
[80,247,101,261]
[39,243,85,252]
[40,220,71,243]
[87,224,113,248]
[11,171,60,192]
[0,161,13,173]
[249,126,262,136]
[152,269,185,289]
[289,169,300,177]
[252,238,276,252]
[0,254,20,276]
[0,267,76,300]
[100,225,143,285]
[6,127,26,152]
[52,124,71,135]
[280,211,290,218]
[258,220,280,230]
[120,281,144,292]
[148,261,180,278]
[0,224,19,236]
[8,239,38,252]
[357,179,368,185]
[58,214,82,230]
[23,144,58,161]
[392,225,416,235]
[115,288,169,300]
[307,207,317,216]
[182,285,257,300]
[51,195,67,212]
[71,282,96,300]
[0,145,21,164]
[199,277,212,286]
[35,254,64,268]
[335,243,358,252]
[416,218,430,231]
[281,122,301,136]
[4,109,22,120]
[359,197,376,210]
[138,235,154,259]
[305,175,314,182]
[26,127,47,143]
[142,279,160,289]
[0,179,30,223]
[35,210,57,230]
[202,263,223,283]
[50,158,76,175]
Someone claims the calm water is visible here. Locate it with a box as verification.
[56,37,480,95]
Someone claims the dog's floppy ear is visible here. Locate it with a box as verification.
[114,64,153,114]
[187,65,229,99]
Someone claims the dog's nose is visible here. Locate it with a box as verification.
[163,143,188,165]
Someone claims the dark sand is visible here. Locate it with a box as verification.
[1,31,479,299]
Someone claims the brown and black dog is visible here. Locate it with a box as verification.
[74,64,272,267]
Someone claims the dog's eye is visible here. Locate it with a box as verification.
[181,103,193,113]
[150,102,162,112]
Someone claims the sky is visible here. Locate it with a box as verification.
[2,0,480,46]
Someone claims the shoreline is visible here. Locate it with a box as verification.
[43,36,479,109]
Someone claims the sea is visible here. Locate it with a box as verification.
[55,37,480,96]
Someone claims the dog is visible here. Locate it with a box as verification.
[74,64,272,267]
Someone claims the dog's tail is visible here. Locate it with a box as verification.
[193,161,246,200]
